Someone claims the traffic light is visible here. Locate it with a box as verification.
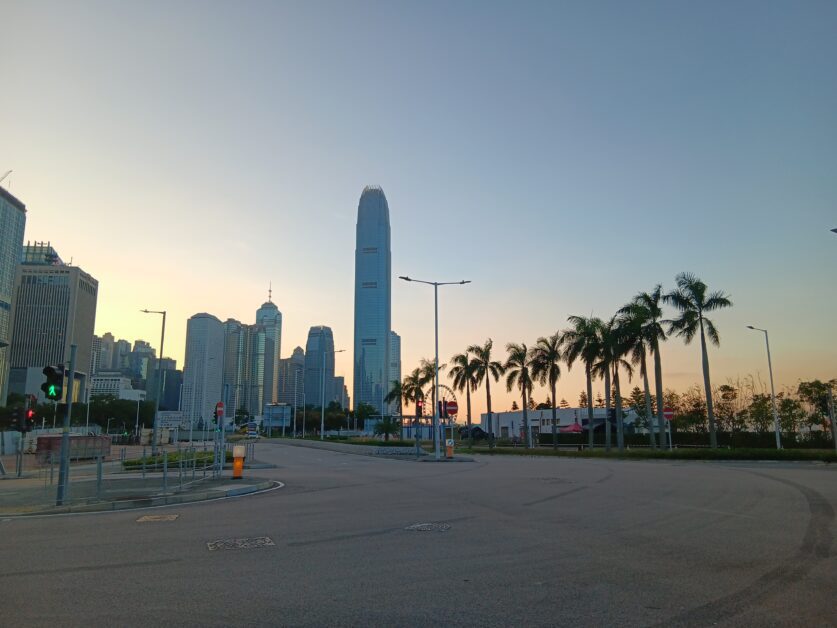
[23,408,35,433]
[11,407,22,431]
[41,365,64,400]
[416,398,423,416]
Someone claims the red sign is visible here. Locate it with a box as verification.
[216,401,225,419]
[663,407,675,421]
[446,400,458,416]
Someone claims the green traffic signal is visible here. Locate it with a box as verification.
[41,366,64,400]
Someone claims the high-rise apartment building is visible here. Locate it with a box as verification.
[112,339,131,371]
[353,186,392,414]
[0,187,26,403]
[221,312,277,417]
[305,326,336,409]
[277,346,305,407]
[99,332,115,373]
[222,318,246,415]
[181,313,224,429]
[256,298,282,403]
[8,242,98,400]
[389,330,401,415]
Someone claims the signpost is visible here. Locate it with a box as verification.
[663,407,674,450]
[216,401,225,477]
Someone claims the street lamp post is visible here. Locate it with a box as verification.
[141,309,166,455]
[747,325,782,449]
[321,348,346,440]
[399,276,471,461]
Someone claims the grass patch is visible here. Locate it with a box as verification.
[455,446,837,463]
[123,450,232,470]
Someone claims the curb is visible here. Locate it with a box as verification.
[0,479,277,518]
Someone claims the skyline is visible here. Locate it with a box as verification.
[2,1,835,417]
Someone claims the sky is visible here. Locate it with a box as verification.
[2,0,835,417]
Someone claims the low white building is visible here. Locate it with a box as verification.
[91,374,146,401]
[480,407,638,439]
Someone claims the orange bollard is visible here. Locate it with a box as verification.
[232,445,245,479]
[445,439,454,459]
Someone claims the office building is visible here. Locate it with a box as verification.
[256,296,282,403]
[305,326,335,409]
[389,330,401,414]
[98,332,115,373]
[353,186,391,414]
[277,346,305,407]
[8,242,98,400]
[181,313,224,429]
[0,187,26,403]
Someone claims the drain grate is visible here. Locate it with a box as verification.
[207,536,275,551]
[405,522,451,532]
[137,514,179,522]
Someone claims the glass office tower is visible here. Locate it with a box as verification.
[352,186,391,414]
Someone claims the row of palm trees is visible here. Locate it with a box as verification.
[390,272,732,451]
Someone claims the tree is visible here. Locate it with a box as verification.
[511,400,519,411]
[468,339,505,441]
[505,342,534,448]
[778,396,806,436]
[618,301,658,448]
[373,415,401,442]
[747,394,773,434]
[664,272,733,448]
[401,368,425,441]
[595,394,605,408]
[559,398,569,409]
[448,352,479,429]
[592,316,633,452]
[620,286,668,450]
[384,380,403,416]
[354,403,377,430]
[578,391,588,408]
[530,332,562,449]
[562,316,603,448]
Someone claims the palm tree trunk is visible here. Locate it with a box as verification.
[614,366,624,452]
[641,353,655,448]
[586,367,594,449]
[604,369,612,451]
[522,387,530,448]
[551,380,557,450]
[486,377,494,448]
[653,344,666,448]
[466,385,472,427]
[699,319,718,448]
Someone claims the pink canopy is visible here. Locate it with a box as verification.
[559,423,583,433]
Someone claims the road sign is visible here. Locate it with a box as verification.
[446,400,458,416]
[215,401,225,421]
[663,407,675,421]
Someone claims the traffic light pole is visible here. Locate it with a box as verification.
[56,344,76,506]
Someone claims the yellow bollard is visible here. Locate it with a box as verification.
[445,439,454,459]
[232,445,246,480]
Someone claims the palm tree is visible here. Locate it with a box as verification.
[401,368,424,441]
[448,352,478,429]
[374,416,401,442]
[620,286,668,448]
[617,307,656,448]
[562,316,603,448]
[530,332,562,450]
[384,380,402,416]
[592,316,633,452]
[664,272,733,448]
[505,342,534,448]
[419,357,446,449]
[467,339,505,443]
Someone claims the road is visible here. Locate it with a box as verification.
[1,442,834,627]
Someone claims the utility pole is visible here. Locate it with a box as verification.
[56,344,77,506]
[829,389,836,454]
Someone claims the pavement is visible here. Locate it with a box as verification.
[1,442,835,627]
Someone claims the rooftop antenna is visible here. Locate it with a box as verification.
[268,281,272,303]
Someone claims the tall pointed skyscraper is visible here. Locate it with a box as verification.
[353,186,391,414]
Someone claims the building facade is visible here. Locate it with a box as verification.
[256,299,282,404]
[388,330,401,415]
[0,187,26,403]
[352,186,392,414]
[8,243,98,399]
[304,326,335,409]
[181,313,224,429]
[277,346,305,407]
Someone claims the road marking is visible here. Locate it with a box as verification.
[137,514,179,522]
[207,536,275,551]
[405,522,451,532]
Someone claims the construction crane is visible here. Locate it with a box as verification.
[0,170,11,185]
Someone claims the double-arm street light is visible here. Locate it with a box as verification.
[399,276,471,461]
[321,348,346,440]
[746,325,781,449]
[141,309,167,455]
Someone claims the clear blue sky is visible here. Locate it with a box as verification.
[2,0,835,413]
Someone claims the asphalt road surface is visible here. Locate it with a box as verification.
[2,443,835,627]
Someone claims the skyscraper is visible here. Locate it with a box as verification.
[389,330,401,415]
[256,297,282,403]
[277,346,305,407]
[222,318,246,415]
[353,186,391,414]
[0,187,26,403]
[305,326,335,409]
[181,313,224,429]
[8,242,98,401]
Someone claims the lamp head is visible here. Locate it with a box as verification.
[398,276,411,281]
[746,325,754,329]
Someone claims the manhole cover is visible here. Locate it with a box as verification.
[137,514,179,522]
[207,536,275,551]
[405,523,451,532]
